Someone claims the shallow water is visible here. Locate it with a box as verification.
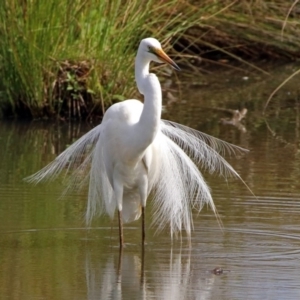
[1,65,300,299]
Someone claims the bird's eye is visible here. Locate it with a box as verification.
[148,46,154,53]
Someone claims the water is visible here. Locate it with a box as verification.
[1,65,300,299]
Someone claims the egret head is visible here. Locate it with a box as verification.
[139,38,180,71]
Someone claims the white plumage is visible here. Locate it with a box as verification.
[26,38,247,245]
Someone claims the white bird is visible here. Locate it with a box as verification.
[26,38,247,247]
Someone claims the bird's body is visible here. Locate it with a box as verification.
[96,97,161,223]
[27,38,248,246]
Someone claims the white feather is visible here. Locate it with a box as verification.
[25,119,247,235]
[25,37,252,240]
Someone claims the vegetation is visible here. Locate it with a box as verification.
[0,0,299,119]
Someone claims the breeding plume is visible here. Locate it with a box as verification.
[27,38,246,247]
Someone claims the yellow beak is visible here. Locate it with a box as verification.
[154,48,180,71]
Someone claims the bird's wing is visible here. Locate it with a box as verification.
[151,131,214,236]
[25,124,102,188]
[151,120,251,236]
[160,120,247,179]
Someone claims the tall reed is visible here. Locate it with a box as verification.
[0,0,203,119]
[0,1,299,119]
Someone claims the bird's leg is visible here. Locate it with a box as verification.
[141,236,145,285]
[138,174,148,246]
[114,176,124,248]
[118,210,124,248]
[142,206,145,245]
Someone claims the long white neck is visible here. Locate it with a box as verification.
[135,53,150,95]
[134,54,162,152]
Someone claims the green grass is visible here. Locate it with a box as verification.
[0,0,204,119]
[0,0,300,119]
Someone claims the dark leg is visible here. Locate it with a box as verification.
[118,210,124,248]
[141,238,145,285]
[142,206,145,245]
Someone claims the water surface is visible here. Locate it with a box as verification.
[1,65,300,299]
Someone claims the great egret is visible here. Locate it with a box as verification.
[26,38,247,247]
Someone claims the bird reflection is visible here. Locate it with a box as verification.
[85,246,216,300]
